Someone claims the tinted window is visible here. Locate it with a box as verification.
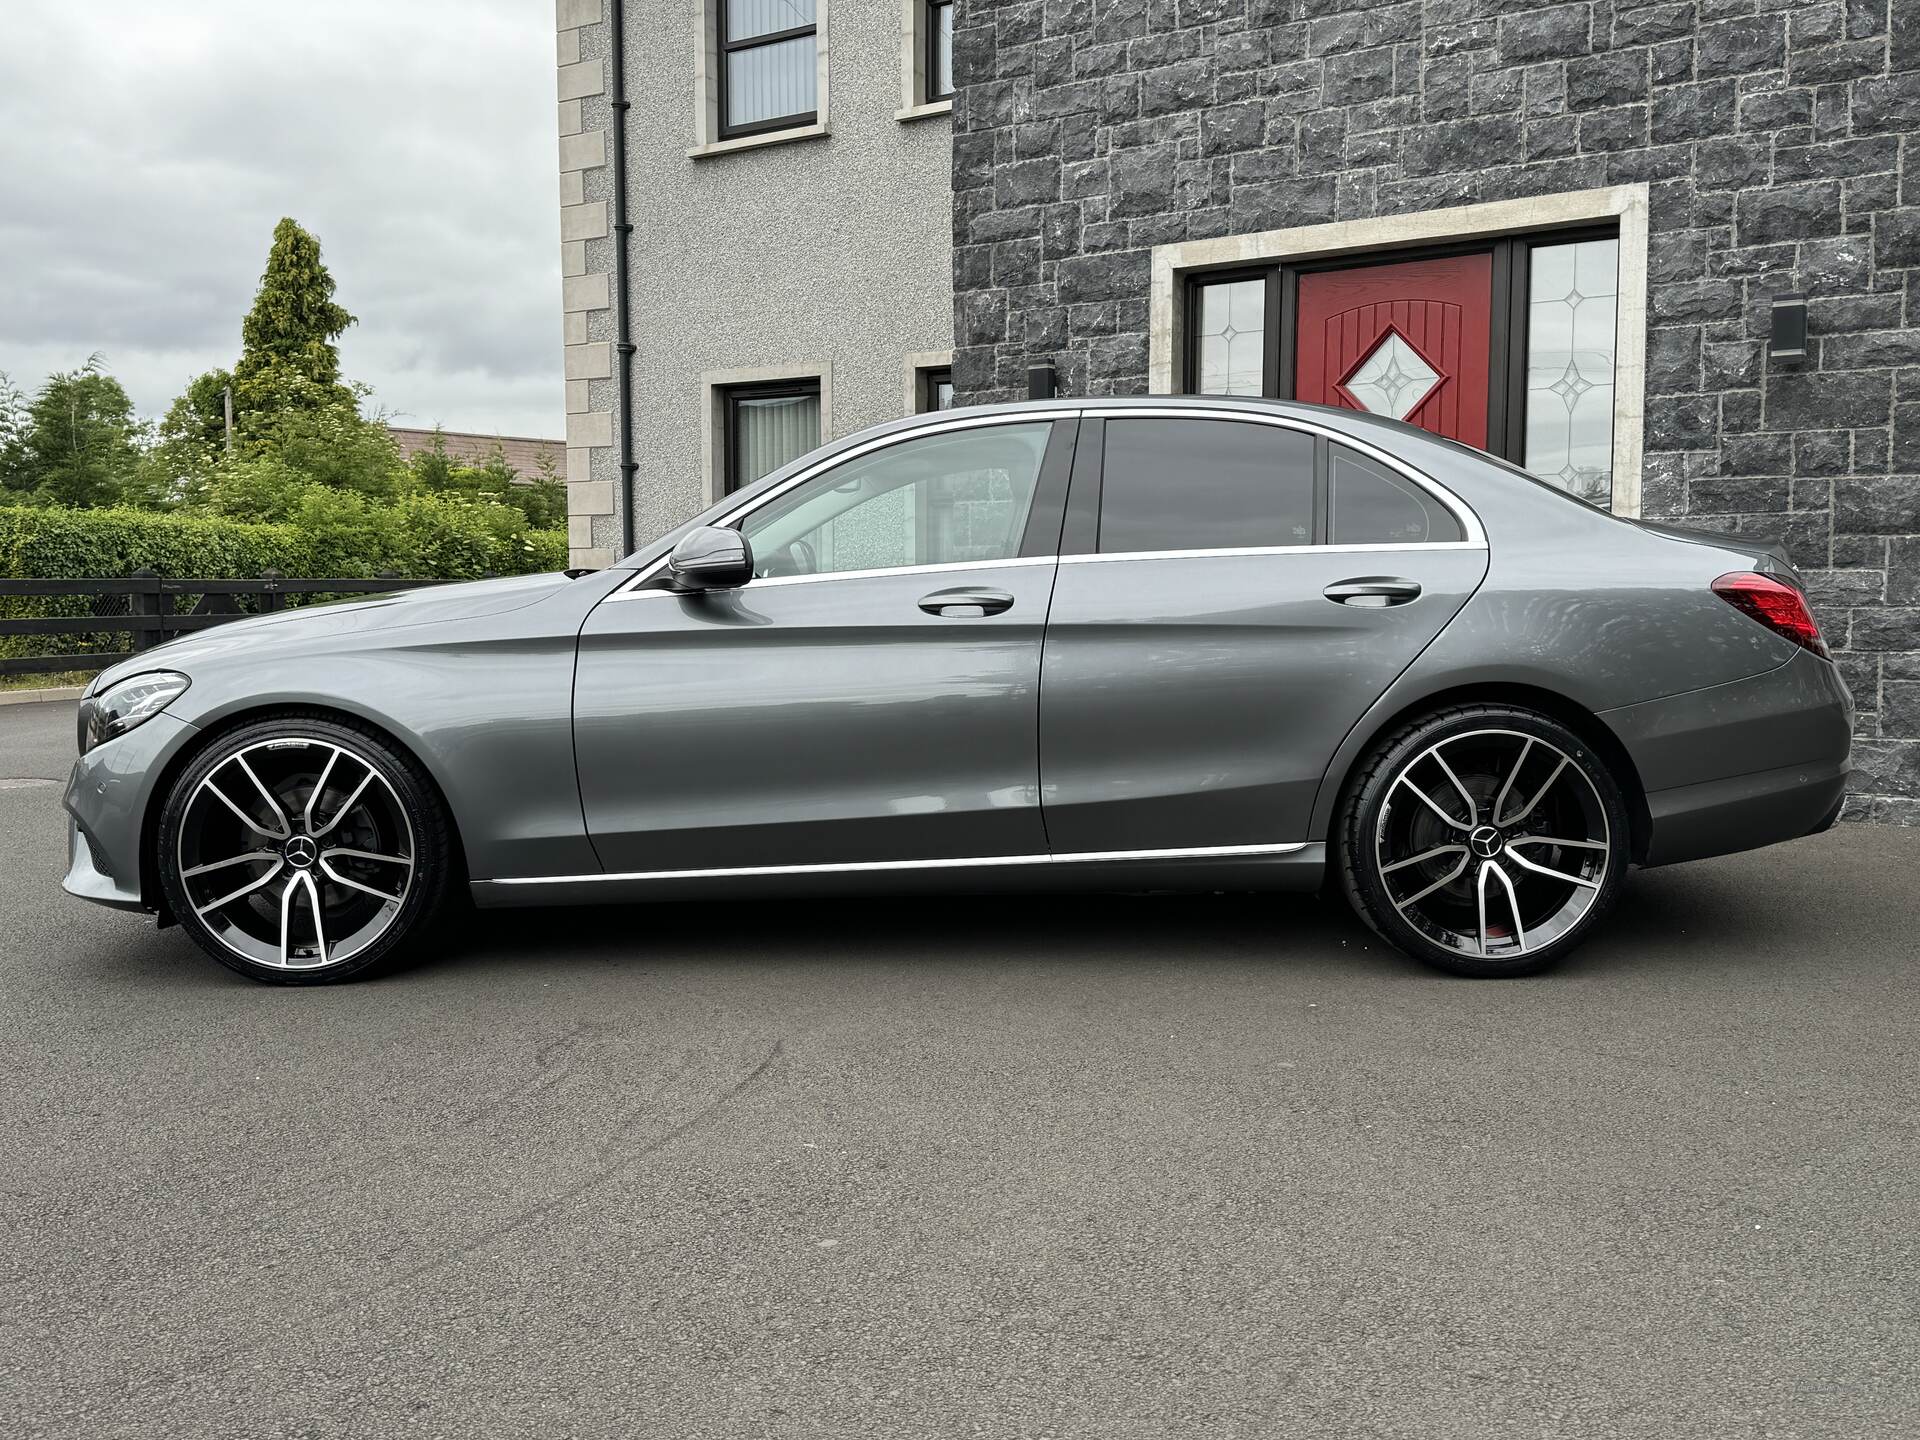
[1099,419,1314,553]
[1328,444,1463,545]
[740,422,1050,578]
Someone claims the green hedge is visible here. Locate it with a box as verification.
[0,499,566,581]
[1,501,567,663]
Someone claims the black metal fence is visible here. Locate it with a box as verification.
[0,571,451,677]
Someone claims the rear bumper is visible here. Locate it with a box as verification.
[1601,649,1853,868]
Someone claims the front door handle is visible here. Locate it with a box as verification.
[1323,576,1422,607]
[919,587,1015,618]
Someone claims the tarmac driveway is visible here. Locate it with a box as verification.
[2,698,1917,1439]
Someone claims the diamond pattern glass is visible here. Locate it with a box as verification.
[1524,238,1618,508]
[1195,280,1265,396]
[1342,332,1442,420]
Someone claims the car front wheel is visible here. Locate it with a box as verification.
[155,715,454,984]
[1339,705,1630,978]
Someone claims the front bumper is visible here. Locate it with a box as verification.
[1601,648,1853,868]
[61,710,199,913]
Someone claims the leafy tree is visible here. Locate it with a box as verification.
[0,371,30,500]
[424,440,568,530]
[157,368,234,459]
[406,428,458,491]
[1,356,147,508]
[231,218,356,430]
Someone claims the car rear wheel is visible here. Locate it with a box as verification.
[1339,705,1630,978]
[155,715,455,984]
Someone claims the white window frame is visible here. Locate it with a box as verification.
[1147,185,1651,518]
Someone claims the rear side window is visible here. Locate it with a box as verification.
[1328,444,1463,545]
[1099,418,1314,553]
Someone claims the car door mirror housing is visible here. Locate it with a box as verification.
[665,526,754,591]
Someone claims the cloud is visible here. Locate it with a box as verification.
[0,1,564,439]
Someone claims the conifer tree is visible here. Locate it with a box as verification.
[231,218,356,424]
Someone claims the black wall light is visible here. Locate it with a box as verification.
[1027,363,1058,400]
[1769,292,1808,361]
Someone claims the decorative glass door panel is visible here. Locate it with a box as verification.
[1523,238,1619,506]
[1293,254,1493,448]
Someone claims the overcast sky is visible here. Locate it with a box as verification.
[0,3,563,440]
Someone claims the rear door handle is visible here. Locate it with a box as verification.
[1323,576,1422,607]
[919,587,1015,618]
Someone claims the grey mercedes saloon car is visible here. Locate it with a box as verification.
[62,397,1851,984]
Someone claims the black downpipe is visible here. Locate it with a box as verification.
[608,0,638,557]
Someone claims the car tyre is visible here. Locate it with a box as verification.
[1339,704,1630,978]
[155,714,456,985]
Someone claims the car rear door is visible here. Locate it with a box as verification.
[1038,411,1488,854]
[573,415,1076,874]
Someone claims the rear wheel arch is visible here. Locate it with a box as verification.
[1321,682,1651,865]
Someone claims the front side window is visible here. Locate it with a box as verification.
[726,380,820,493]
[1328,444,1463,545]
[740,422,1050,578]
[721,0,818,137]
[1099,419,1314,554]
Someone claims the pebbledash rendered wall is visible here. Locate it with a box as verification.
[949,0,1920,820]
[555,0,954,571]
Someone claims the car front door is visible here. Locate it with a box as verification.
[574,416,1076,874]
[1038,411,1489,854]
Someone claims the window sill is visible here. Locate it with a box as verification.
[688,122,829,160]
[894,99,953,124]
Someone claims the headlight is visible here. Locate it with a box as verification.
[77,671,190,754]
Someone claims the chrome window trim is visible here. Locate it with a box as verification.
[612,411,1079,599]
[613,554,1058,599]
[1061,540,1483,565]
[1097,404,1487,549]
[488,839,1309,886]
[607,401,1484,601]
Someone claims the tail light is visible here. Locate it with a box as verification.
[1711,571,1828,658]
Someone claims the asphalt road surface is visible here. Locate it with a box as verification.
[3,699,1917,1439]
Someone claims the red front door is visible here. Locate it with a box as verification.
[1293,254,1492,447]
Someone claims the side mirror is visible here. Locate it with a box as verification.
[665,525,754,592]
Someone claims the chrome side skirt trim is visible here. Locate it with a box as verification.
[488,840,1310,887]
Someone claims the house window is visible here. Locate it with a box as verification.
[917,365,954,413]
[926,0,954,101]
[725,379,821,492]
[720,0,818,138]
[1184,228,1622,508]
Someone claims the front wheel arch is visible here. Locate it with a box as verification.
[1319,682,1651,869]
[139,704,468,913]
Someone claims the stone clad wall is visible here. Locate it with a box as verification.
[950,0,1920,818]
